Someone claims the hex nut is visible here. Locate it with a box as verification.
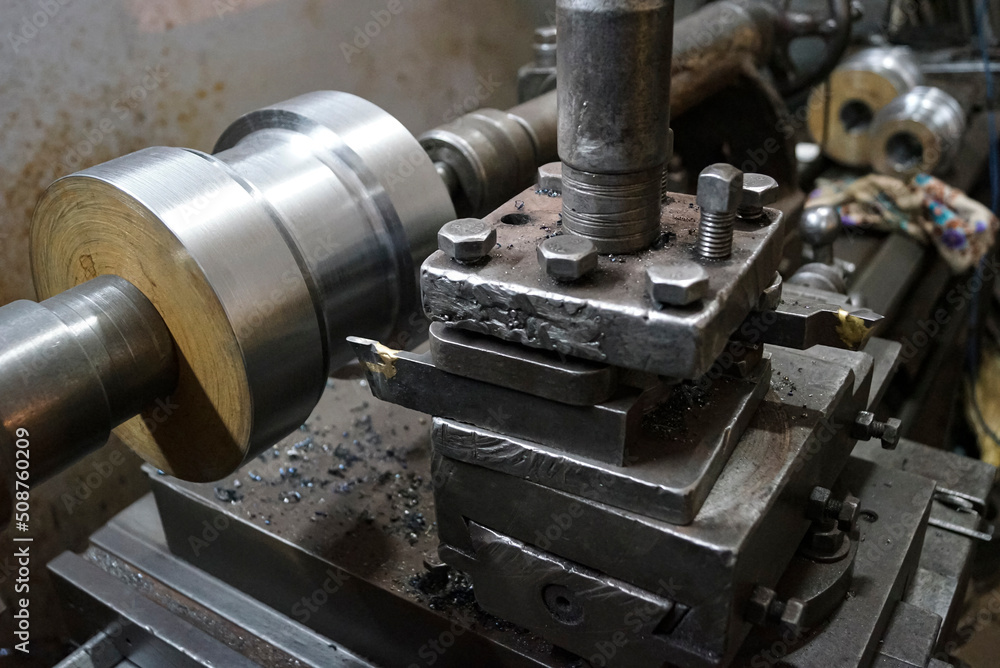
[537,235,598,281]
[537,162,563,192]
[746,586,776,626]
[647,262,709,306]
[438,218,497,263]
[697,164,744,214]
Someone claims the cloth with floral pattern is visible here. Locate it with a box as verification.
[808,173,998,274]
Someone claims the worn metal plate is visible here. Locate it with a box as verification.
[853,438,996,645]
[431,358,771,525]
[421,188,784,379]
[428,322,619,406]
[350,339,667,466]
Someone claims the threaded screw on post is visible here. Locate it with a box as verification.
[697,210,736,259]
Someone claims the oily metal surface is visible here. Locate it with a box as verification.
[421,189,784,379]
[149,378,569,668]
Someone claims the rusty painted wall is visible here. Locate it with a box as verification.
[0,0,552,306]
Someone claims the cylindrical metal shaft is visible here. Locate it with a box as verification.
[557,0,674,254]
[421,90,559,218]
[0,275,177,529]
[32,92,456,483]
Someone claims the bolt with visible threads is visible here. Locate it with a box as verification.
[533,26,557,68]
[807,487,860,532]
[696,164,743,260]
[851,411,902,449]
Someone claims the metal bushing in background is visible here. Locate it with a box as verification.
[870,86,966,178]
[807,47,922,167]
[31,92,455,481]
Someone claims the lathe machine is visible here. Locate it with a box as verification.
[0,1,996,667]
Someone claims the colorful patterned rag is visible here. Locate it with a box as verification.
[808,173,998,274]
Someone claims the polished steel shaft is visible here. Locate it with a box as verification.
[0,276,177,529]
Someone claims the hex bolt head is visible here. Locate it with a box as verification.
[851,411,902,449]
[780,599,807,636]
[438,218,497,263]
[537,162,563,193]
[808,523,847,554]
[537,234,598,281]
[647,262,709,306]
[697,164,744,215]
[738,173,780,220]
[806,487,833,522]
[745,586,777,626]
[837,495,860,532]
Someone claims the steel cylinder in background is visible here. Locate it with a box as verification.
[807,47,923,167]
[870,86,966,178]
[420,89,559,218]
[557,0,675,254]
[0,276,177,530]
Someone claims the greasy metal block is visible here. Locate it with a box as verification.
[740,284,883,352]
[420,188,784,379]
[433,346,875,666]
[431,358,771,525]
[350,338,667,466]
[436,454,933,668]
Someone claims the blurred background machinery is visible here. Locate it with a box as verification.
[2,1,1000,667]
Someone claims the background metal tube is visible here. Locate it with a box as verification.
[870,86,967,178]
[557,0,675,253]
[0,276,176,529]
